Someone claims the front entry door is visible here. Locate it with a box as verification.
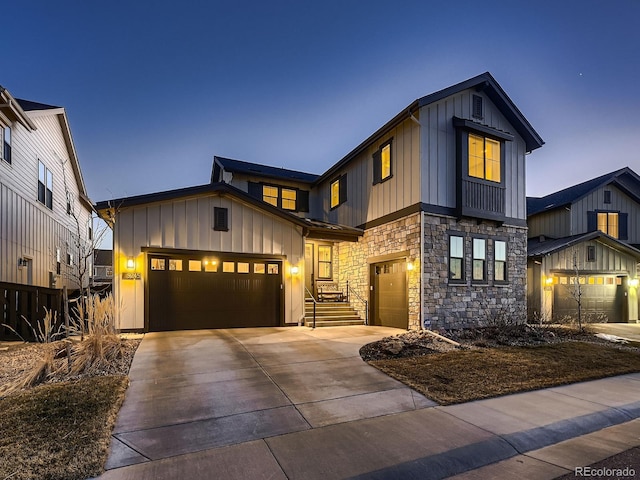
[370,259,408,329]
[305,243,314,297]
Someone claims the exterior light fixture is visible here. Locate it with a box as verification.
[406,260,414,271]
[545,277,553,285]
[629,278,639,288]
[290,266,300,275]
[126,257,135,270]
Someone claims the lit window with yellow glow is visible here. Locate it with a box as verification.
[223,262,235,273]
[318,245,332,279]
[381,143,391,180]
[281,188,296,210]
[468,133,500,182]
[263,186,278,207]
[330,180,340,208]
[597,212,618,238]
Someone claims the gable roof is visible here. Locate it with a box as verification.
[316,72,544,184]
[0,86,37,130]
[95,182,362,242]
[16,98,61,111]
[527,167,640,216]
[528,231,640,260]
[213,156,319,184]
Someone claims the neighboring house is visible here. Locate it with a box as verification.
[527,168,640,323]
[97,72,544,332]
[93,249,113,285]
[0,86,93,291]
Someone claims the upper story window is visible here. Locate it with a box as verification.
[248,182,308,212]
[38,160,53,209]
[1,126,11,164]
[472,238,487,282]
[603,190,611,204]
[373,140,392,184]
[469,133,500,183]
[330,174,347,209]
[597,212,618,238]
[318,245,332,279]
[449,235,464,282]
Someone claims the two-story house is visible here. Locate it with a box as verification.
[0,86,94,291]
[97,72,544,332]
[527,167,640,323]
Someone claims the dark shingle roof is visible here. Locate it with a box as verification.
[527,167,640,216]
[15,98,60,111]
[528,232,640,259]
[214,156,319,183]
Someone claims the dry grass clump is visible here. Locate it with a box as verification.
[0,375,128,480]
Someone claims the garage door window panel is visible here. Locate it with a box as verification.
[254,263,265,274]
[169,259,182,271]
[237,262,249,273]
[189,260,202,271]
[223,262,235,273]
[151,258,166,270]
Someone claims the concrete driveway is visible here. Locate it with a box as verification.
[589,322,640,342]
[104,326,433,471]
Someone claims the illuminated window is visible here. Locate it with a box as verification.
[169,259,182,271]
[189,260,202,271]
[560,276,567,285]
[281,188,296,210]
[330,174,347,209]
[267,263,279,274]
[151,258,165,270]
[263,186,279,207]
[494,240,507,282]
[449,235,464,281]
[204,260,218,272]
[318,245,332,279]
[254,263,265,274]
[373,140,392,184]
[472,238,486,282]
[597,212,618,238]
[237,262,249,273]
[38,160,53,209]
[468,133,500,182]
[223,262,235,273]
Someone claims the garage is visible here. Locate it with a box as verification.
[553,275,627,323]
[147,253,283,331]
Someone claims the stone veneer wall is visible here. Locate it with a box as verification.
[335,213,422,329]
[423,215,527,330]
[335,211,527,331]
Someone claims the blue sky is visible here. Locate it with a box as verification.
[4,0,639,206]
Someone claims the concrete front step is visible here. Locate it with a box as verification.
[304,300,364,327]
[304,318,366,327]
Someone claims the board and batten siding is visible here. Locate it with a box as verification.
[419,89,528,221]
[572,185,640,243]
[0,112,91,289]
[113,194,305,330]
[527,209,572,239]
[314,116,421,227]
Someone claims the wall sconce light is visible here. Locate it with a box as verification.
[545,277,554,285]
[18,258,28,267]
[406,260,414,271]
[290,266,300,275]
[126,257,135,270]
[629,278,639,288]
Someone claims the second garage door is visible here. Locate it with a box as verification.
[147,254,282,331]
[553,275,626,322]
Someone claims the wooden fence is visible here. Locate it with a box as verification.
[0,282,63,341]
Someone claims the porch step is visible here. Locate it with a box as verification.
[304,299,365,327]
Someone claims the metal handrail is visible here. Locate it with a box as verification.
[304,286,317,329]
[346,280,369,325]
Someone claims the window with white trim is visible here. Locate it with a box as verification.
[494,240,507,282]
[472,238,486,282]
[449,235,464,281]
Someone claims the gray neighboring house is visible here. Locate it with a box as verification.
[97,72,544,332]
[527,167,640,323]
[92,249,113,286]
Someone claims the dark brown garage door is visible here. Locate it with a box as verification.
[553,275,626,322]
[147,254,282,331]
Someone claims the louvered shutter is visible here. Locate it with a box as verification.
[372,150,381,185]
[339,174,347,204]
[247,181,262,200]
[298,190,309,212]
[619,213,628,240]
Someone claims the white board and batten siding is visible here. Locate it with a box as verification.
[314,116,421,227]
[0,111,91,288]
[114,194,305,330]
[419,89,529,221]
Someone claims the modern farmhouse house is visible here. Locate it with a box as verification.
[0,86,93,291]
[527,168,640,323]
[97,72,544,332]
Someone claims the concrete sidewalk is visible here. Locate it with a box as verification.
[97,327,640,479]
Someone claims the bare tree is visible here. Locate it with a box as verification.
[565,249,584,331]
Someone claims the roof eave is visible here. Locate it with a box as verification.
[0,87,37,130]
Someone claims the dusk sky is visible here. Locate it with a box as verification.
[4,1,639,205]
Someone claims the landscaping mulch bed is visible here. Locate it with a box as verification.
[360,325,640,405]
